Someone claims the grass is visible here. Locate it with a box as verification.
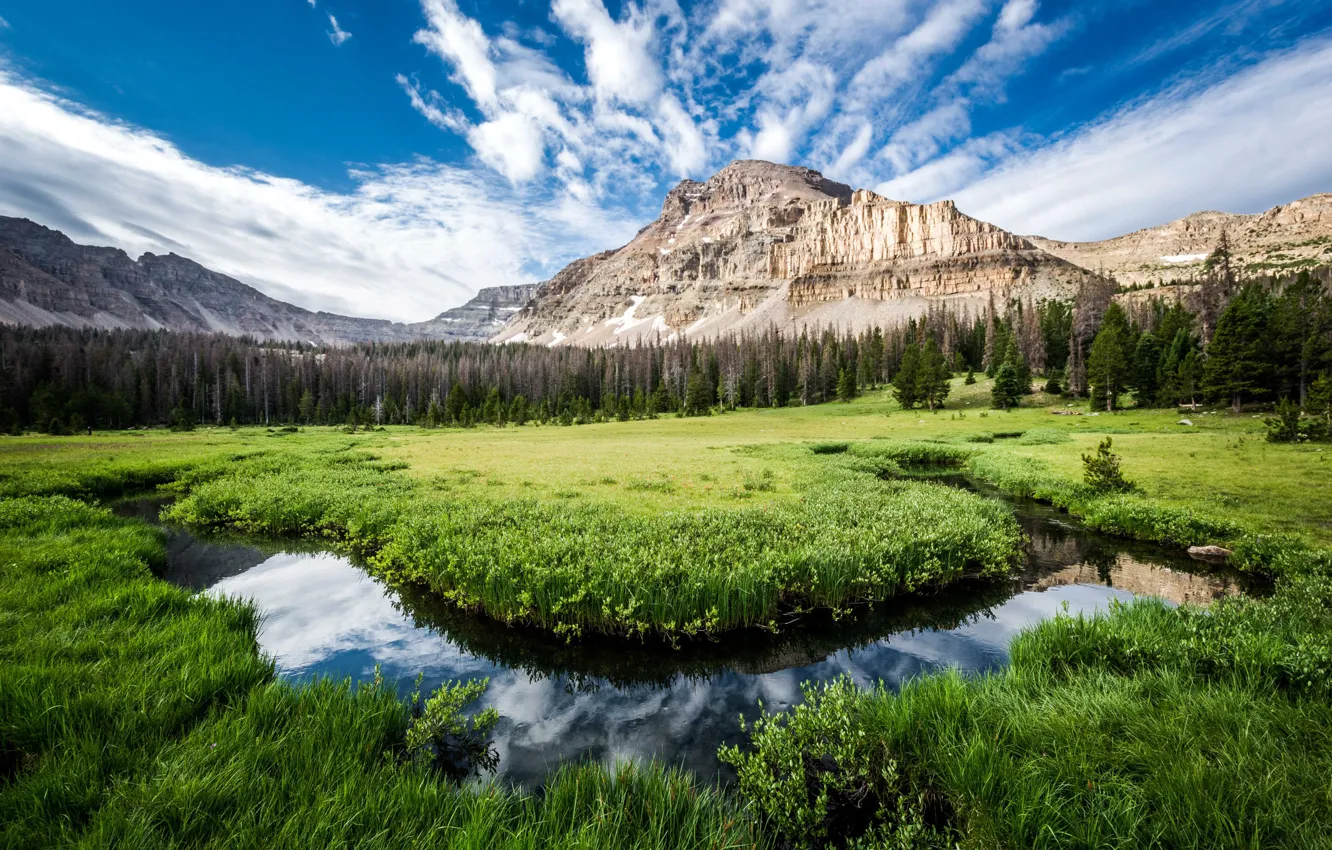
[0,493,757,849]
[160,441,1021,640]
[5,375,1332,847]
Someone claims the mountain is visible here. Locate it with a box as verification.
[1028,194,1332,287]
[0,216,535,345]
[495,160,1092,347]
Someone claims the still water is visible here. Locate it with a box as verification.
[115,489,1246,787]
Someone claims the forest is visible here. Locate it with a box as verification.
[1,262,1329,436]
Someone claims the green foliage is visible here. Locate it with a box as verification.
[1087,302,1132,411]
[721,678,953,850]
[836,368,857,403]
[166,444,1020,640]
[405,678,501,781]
[1082,437,1135,493]
[915,339,952,411]
[893,344,922,410]
[1203,284,1275,411]
[990,362,1022,409]
[1266,398,1305,443]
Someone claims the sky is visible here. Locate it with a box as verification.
[0,0,1330,322]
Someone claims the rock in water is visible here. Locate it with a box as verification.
[1188,545,1233,561]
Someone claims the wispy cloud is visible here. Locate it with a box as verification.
[327,13,352,46]
[0,69,638,321]
[0,16,10,30]
[894,38,1332,240]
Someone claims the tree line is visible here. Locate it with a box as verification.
[1,259,1327,435]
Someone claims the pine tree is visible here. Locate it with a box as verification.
[684,371,712,416]
[916,339,952,411]
[893,344,922,410]
[297,389,315,424]
[1087,303,1132,412]
[1202,284,1274,412]
[836,368,857,403]
[1129,331,1163,407]
[991,362,1021,410]
[1272,271,1330,407]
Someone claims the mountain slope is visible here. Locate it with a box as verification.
[1029,194,1332,287]
[495,161,1091,347]
[0,217,534,344]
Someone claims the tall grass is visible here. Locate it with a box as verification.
[0,491,758,849]
[164,444,1023,639]
[0,496,273,847]
[728,564,1332,848]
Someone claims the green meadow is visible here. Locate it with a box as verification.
[4,375,1332,847]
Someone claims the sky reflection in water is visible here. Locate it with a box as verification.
[207,548,1146,786]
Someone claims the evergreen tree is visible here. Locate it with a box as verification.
[916,339,952,411]
[991,361,1022,410]
[297,389,315,424]
[836,368,857,403]
[1272,271,1330,406]
[1129,331,1163,407]
[1202,284,1274,412]
[684,371,712,416]
[1159,328,1203,408]
[446,382,468,424]
[1087,303,1133,412]
[893,344,922,410]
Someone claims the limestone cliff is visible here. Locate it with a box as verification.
[496,161,1088,347]
[1029,194,1332,287]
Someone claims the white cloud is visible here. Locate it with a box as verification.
[879,99,973,174]
[551,0,663,106]
[907,38,1332,239]
[0,16,10,29]
[468,111,547,182]
[654,94,708,176]
[414,0,498,107]
[326,13,352,46]
[0,70,638,322]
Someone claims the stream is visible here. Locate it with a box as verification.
[113,484,1252,788]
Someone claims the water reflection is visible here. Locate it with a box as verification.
[115,489,1248,787]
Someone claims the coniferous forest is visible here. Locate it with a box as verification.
[3,265,1329,436]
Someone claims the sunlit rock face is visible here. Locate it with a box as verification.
[1029,193,1332,287]
[495,160,1088,347]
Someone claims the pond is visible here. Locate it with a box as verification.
[113,485,1250,788]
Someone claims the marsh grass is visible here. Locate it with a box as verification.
[164,444,1022,640]
[0,487,757,850]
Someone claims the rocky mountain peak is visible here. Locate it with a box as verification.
[496,161,1085,348]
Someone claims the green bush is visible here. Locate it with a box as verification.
[1082,437,1135,493]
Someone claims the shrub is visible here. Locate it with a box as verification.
[1265,398,1303,443]
[1082,437,1134,493]
[405,677,500,782]
[721,677,953,849]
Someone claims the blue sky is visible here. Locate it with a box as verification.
[1,0,1330,321]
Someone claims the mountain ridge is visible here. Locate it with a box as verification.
[0,216,535,345]
[496,160,1090,347]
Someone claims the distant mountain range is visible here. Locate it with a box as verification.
[3,161,1328,346]
[0,216,535,345]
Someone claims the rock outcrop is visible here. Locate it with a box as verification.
[0,216,531,345]
[1029,194,1332,288]
[496,161,1089,347]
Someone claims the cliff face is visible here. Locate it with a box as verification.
[1029,194,1332,287]
[496,161,1087,347]
[0,216,532,345]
